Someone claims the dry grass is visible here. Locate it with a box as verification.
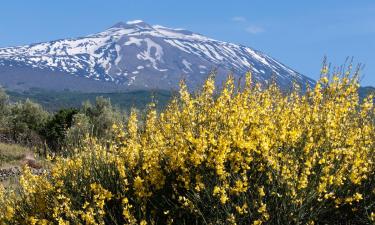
[0,143,48,188]
[0,142,31,168]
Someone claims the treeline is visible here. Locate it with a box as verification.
[7,88,172,111]
[0,87,128,154]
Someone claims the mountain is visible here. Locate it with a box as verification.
[359,86,375,99]
[0,20,315,92]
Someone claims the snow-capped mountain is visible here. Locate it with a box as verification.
[0,20,315,92]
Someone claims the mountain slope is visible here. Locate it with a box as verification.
[0,20,315,92]
[359,86,375,99]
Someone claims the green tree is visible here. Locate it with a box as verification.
[81,97,125,139]
[7,99,49,145]
[0,87,10,134]
[65,113,92,151]
[62,97,125,153]
[42,108,78,152]
[0,87,9,114]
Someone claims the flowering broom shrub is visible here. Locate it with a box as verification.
[0,69,374,224]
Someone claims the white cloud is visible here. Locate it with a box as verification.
[231,17,265,34]
[232,16,246,22]
[245,25,265,34]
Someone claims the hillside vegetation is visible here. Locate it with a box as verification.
[0,142,31,168]
[0,88,134,154]
[4,84,372,113]
[0,66,374,224]
[7,89,172,112]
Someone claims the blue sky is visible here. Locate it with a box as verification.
[1,0,374,86]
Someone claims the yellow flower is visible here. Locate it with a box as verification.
[258,186,265,198]
[353,192,363,202]
[5,206,14,220]
[0,72,373,224]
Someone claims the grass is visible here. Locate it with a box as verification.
[0,142,49,189]
[0,142,31,168]
[0,142,31,188]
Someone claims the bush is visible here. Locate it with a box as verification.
[6,99,49,146]
[0,87,10,124]
[61,97,127,152]
[42,108,78,152]
[64,113,92,151]
[0,71,374,224]
[80,97,126,140]
[42,97,125,154]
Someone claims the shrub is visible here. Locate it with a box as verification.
[6,99,49,146]
[0,71,374,224]
[42,108,79,152]
[64,113,92,151]
[80,97,126,141]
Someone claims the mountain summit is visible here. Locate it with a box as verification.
[0,20,315,92]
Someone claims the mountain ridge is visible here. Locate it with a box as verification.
[0,20,315,92]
